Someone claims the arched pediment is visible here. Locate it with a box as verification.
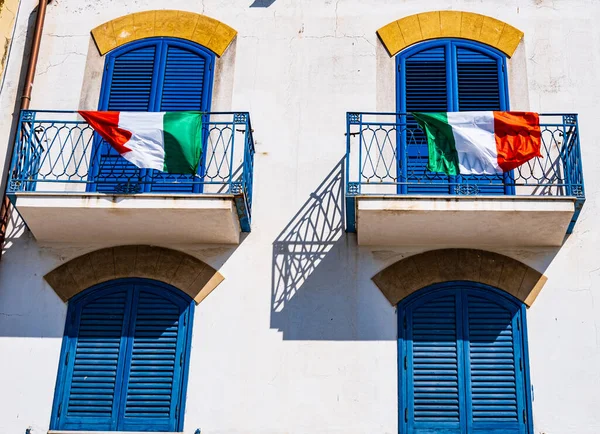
[377,11,524,57]
[372,249,546,307]
[44,245,224,304]
[91,10,237,56]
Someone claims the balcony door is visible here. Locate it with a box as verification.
[89,38,214,193]
[396,39,511,195]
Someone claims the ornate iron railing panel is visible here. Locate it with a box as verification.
[345,112,585,233]
[8,110,255,231]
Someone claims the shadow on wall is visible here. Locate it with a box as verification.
[270,159,396,341]
[249,0,277,7]
[2,202,25,254]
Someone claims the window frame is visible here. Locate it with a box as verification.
[49,278,195,432]
[397,281,534,434]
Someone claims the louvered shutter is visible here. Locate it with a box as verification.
[118,286,190,432]
[402,45,453,194]
[464,291,527,434]
[90,43,159,193]
[55,287,132,431]
[91,39,213,194]
[52,280,194,432]
[455,46,508,194]
[150,42,211,193]
[405,292,464,433]
[400,286,530,434]
[398,41,511,195]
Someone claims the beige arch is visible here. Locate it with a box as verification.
[377,11,524,57]
[91,10,237,56]
[372,249,547,307]
[44,245,224,304]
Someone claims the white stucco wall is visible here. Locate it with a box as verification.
[0,1,599,433]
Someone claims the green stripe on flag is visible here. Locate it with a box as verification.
[163,112,203,174]
[412,112,460,176]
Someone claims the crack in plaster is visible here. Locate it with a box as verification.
[36,52,85,76]
[0,312,23,317]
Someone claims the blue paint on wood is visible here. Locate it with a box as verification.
[398,282,532,434]
[89,38,215,194]
[50,278,194,432]
[396,39,512,195]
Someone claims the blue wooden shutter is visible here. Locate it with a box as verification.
[159,43,209,111]
[54,287,132,431]
[400,285,531,434]
[149,41,213,193]
[117,285,190,432]
[401,44,454,194]
[89,43,160,193]
[398,40,511,195]
[405,292,464,433]
[51,280,194,432]
[91,42,159,193]
[92,39,214,194]
[456,47,503,111]
[464,291,527,434]
[455,45,508,194]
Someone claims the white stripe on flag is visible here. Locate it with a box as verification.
[447,111,502,175]
[118,112,166,171]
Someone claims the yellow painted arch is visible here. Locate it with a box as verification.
[91,10,237,57]
[377,11,524,57]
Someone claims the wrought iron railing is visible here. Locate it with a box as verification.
[7,110,255,231]
[345,112,585,233]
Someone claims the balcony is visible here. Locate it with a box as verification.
[345,112,585,247]
[7,110,255,245]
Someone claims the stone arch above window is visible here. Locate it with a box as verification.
[91,10,237,56]
[44,245,224,304]
[377,11,524,57]
[372,249,547,307]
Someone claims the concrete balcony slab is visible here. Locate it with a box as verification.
[12,193,241,245]
[356,195,576,247]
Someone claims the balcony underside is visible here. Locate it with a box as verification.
[11,193,241,245]
[355,196,576,247]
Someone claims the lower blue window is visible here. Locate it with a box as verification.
[50,278,194,432]
[398,282,533,433]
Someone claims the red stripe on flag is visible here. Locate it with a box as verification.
[493,111,542,172]
[78,111,133,155]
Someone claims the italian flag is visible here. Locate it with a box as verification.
[412,111,542,175]
[79,111,203,174]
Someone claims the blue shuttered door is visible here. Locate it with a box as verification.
[465,292,525,433]
[400,284,530,434]
[406,292,464,433]
[151,43,212,193]
[91,44,158,193]
[119,286,189,431]
[51,280,194,432]
[455,46,508,194]
[54,287,132,430]
[401,45,453,194]
[397,40,510,195]
[91,38,214,193]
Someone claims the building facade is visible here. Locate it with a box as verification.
[0,1,597,433]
